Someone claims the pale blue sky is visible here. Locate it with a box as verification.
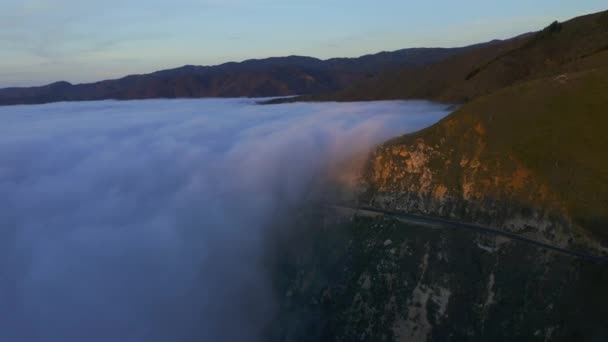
[1,0,605,87]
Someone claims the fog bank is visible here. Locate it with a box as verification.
[0,98,449,341]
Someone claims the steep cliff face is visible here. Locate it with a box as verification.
[275,213,608,342]
[361,66,608,251]
[272,12,608,341]
[366,136,572,247]
[271,57,608,342]
[270,67,608,340]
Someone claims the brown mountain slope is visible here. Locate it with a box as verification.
[269,10,608,104]
[361,64,608,249]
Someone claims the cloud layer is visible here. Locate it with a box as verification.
[0,98,449,341]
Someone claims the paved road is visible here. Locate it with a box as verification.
[327,204,608,265]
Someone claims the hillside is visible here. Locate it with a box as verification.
[273,66,608,337]
[0,46,482,106]
[266,10,608,249]
[361,65,608,248]
[267,10,608,104]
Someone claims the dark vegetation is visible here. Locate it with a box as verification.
[274,213,608,341]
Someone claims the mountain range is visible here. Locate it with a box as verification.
[0,45,487,106]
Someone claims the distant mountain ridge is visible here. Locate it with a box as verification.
[273,10,608,104]
[0,45,487,106]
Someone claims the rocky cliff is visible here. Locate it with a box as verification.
[274,212,608,341]
[365,137,573,248]
[273,64,608,342]
[361,66,608,252]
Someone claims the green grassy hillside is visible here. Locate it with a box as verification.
[376,65,608,243]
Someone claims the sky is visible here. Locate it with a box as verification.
[0,0,606,87]
[0,98,449,341]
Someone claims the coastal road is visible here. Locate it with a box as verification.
[326,204,608,265]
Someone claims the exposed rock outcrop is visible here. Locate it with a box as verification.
[357,66,608,253]
[363,137,575,248]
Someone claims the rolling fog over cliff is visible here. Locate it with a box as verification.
[0,98,449,341]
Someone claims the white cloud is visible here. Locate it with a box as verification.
[0,98,449,341]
